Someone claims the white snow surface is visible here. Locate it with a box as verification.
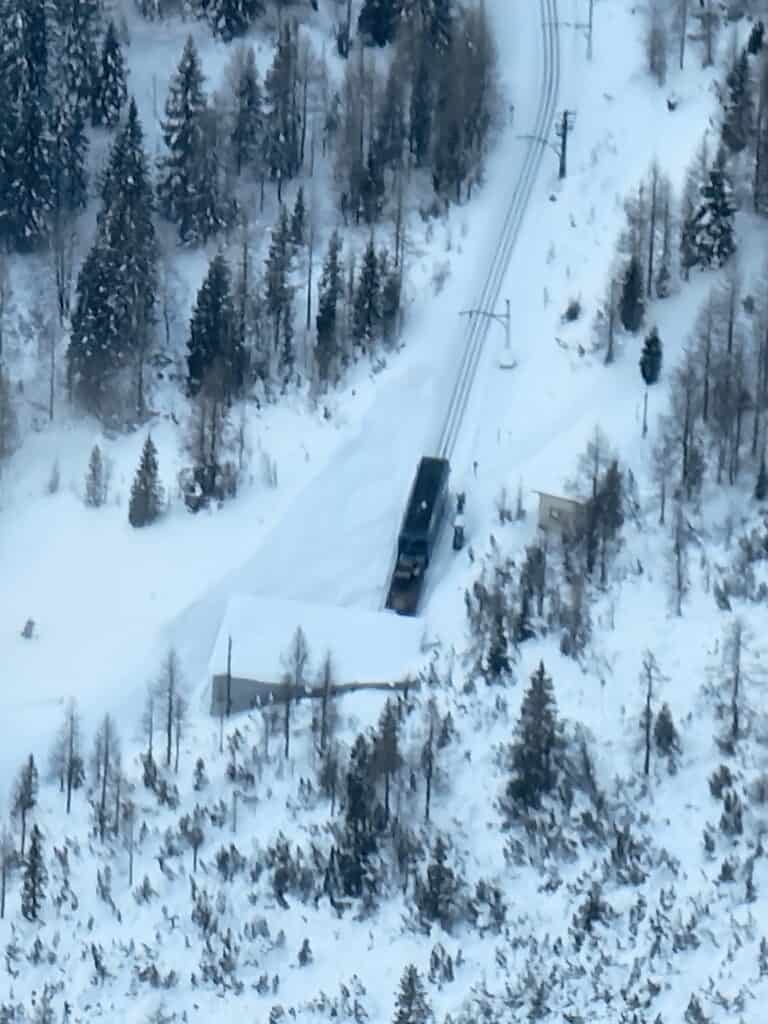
[209,595,426,686]
[3,1,768,1023]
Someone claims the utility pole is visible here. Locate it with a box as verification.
[459,300,514,368]
[555,111,576,180]
[225,635,233,718]
[586,0,594,61]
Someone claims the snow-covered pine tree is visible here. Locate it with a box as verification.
[692,163,737,269]
[352,236,381,352]
[158,36,225,245]
[619,253,645,332]
[506,661,562,809]
[85,444,108,506]
[187,253,240,402]
[393,964,432,1024]
[93,20,127,127]
[21,825,46,921]
[8,94,54,250]
[129,435,164,527]
[0,367,19,466]
[264,204,294,379]
[358,0,399,47]
[206,0,263,42]
[12,755,38,857]
[315,229,344,386]
[229,44,263,177]
[57,0,101,121]
[374,61,406,171]
[262,23,300,201]
[408,47,433,168]
[640,326,663,385]
[416,837,458,930]
[379,247,401,345]
[755,451,768,500]
[50,94,89,217]
[721,48,754,154]
[290,186,306,248]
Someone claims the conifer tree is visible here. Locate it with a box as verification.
[722,48,754,154]
[374,61,406,171]
[158,36,225,245]
[352,236,381,351]
[85,444,107,507]
[230,44,263,177]
[58,0,101,121]
[129,435,164,527]
[206,0,263,42]
[262,23,300,200]
[506,661,562,809]
[408,49,433,168]
[12,755,38,858]
[416,837,457,929]
[51,95,89,217]
[290,186,306,248]
[640,326,663,385]
[358,0,399,47]
[9,95,54,250]
[379,250,401,345]
[315,229,344,385]
[187,253,241,402]
[393,965,432,1024]
[755,451,768,500]
[21,825,46,921]
[619,253,644,332]
[374,699,401,824]
[264,205,294,378]
[692,165,737,269]
[93,20,128,128]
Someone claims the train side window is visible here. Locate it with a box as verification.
[548,507,561,522]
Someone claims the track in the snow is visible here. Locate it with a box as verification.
[436,0,561,462]
[383,0,561,612]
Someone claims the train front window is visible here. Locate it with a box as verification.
[400,538,426,558]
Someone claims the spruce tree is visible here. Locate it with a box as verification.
[158,37,225,245]
[352,237,381,351]
[506,661,562,809]
[129,435,164,527]
[429,0,454,53]
[379,248,401,345]
[206,0,263,42]
[416,837,457,929]
[721,49,754,154]
[393,965,432,1024]
[315,230,344,385]
[755,452,768,501]
[59,1,100,122]
[290,186,306,248]
[21,825,46,921]
[374,62,406,170]
[93,20,128,128]
[9,95,54,250]
[262,23,300,199]
[358,0,399,47]
[12,755,38,858]
[85,445,107,506]
[67,240,125,415]
[264,205,294,378]
[187,253,241,401]
[619,253,644,332]
[409,49,433,168]
[51,96,89,217]
[230,45,263,177]
[692,165,736,269]
[640,326,663,385]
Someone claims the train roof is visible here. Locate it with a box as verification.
[402,456,450,535]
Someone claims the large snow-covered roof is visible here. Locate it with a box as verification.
[209,594,427,686]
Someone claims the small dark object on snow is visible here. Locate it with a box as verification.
[666,96,678,112]
[453,492,466,551]
[21,618,35,639]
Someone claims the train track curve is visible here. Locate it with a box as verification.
[436,0,561,461]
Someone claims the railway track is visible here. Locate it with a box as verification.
[436,0,561,461]
[382,0,560,613]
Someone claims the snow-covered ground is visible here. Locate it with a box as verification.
[4,0,768,1021]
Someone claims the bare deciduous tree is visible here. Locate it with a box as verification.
[282,626,310,760]
[670,503,689,617]
[91,714,121,843]
[48,698,84,814]
[639,651,668,776]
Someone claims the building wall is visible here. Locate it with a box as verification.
[537,493,587,534]
[210,674,419,716]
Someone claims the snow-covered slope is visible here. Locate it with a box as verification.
[4,2,768,1024]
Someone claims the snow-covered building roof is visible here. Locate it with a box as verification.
[208,595,427,713]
